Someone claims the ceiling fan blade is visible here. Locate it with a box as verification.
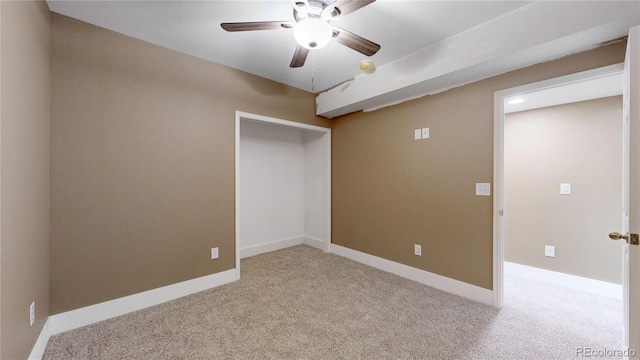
[221,21,294,32]
[333,27,380,56]
[290,45,309,68]
[332,0,375,17]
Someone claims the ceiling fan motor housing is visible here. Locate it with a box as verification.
[294,0,340,22]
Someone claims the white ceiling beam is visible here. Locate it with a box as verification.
[316,1,640,119]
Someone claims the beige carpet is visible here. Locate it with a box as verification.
[43,245,623,359]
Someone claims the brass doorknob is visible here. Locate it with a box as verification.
[609,232,629,241]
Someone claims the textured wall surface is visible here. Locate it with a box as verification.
[331,41,626,290]
[50,13,328,314]
[1,1,51,359]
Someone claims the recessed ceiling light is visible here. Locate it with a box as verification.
[507,98,525,105]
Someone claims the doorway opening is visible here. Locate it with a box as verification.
[493,64,623,307]
[493,64,625,349]
[234,111,331,278]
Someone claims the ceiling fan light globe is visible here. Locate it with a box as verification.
[294,18,333,50]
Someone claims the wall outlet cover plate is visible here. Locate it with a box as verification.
[544,245,555,258]
[476,183,491,196]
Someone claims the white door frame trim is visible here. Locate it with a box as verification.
[234,111,332,278]
[492,63,623,308]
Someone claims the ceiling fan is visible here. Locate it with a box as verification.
[221,0,380,68]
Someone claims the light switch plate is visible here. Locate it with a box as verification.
[476,183,491,196]
[414,129,422,140]
[211,247,219,260]
[560,183,571,195]
[422,128,430,139]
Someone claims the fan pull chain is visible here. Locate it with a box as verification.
[311,51,316,93]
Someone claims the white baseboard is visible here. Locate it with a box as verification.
[239,236,327,258]
[504,261,622,300]
[29,268,237,359]
[329,244,493,305]
[303,236,324,250]
[47,268,238,338]
[240,236,305,259]
[28,318,51,360]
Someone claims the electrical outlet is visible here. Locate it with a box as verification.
[414,244,422,256]
[475,183,491,196]
[545,245,555,258]
[414,129,422,140]
[211,247,219,260]
[30,302,35,326]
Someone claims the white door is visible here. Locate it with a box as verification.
[612,25,640,359]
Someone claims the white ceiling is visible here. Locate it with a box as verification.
[46,0,531,93]
[46,1,640,119]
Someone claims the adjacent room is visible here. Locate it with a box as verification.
[2,1,639,359]
[502,78,626,356]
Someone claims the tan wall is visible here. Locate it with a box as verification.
[331,41,626,290]
[0,1,51,359]
[50,14,329,314]
[505,97,622,284]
